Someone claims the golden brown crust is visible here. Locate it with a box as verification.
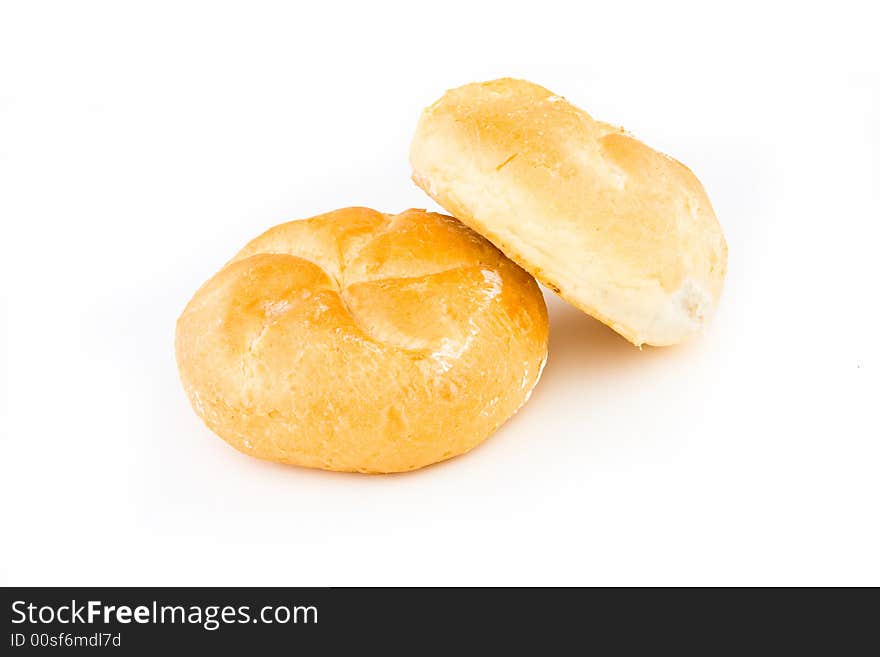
[410,78,727,346]
[175,208,549,473]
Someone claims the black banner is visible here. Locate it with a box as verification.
[1,587,875,652]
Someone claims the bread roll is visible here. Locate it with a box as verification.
[410,78,727,346]
[176,207,549,473]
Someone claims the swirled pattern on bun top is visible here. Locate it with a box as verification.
[176,207,549,473]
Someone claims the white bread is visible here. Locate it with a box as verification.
[175,207,549,473]
[410,78,727,346]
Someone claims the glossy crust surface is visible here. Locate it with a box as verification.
[176,207,549,473]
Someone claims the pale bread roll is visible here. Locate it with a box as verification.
[175,207,549,473]
[410,78,727,346]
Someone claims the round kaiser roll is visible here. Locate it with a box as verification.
[175,207,549,473]
[410,78,727,346]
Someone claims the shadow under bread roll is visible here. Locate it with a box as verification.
[176,207,549,473]
[410,78,727,347]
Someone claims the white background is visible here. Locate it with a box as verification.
[2,1,878,586]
